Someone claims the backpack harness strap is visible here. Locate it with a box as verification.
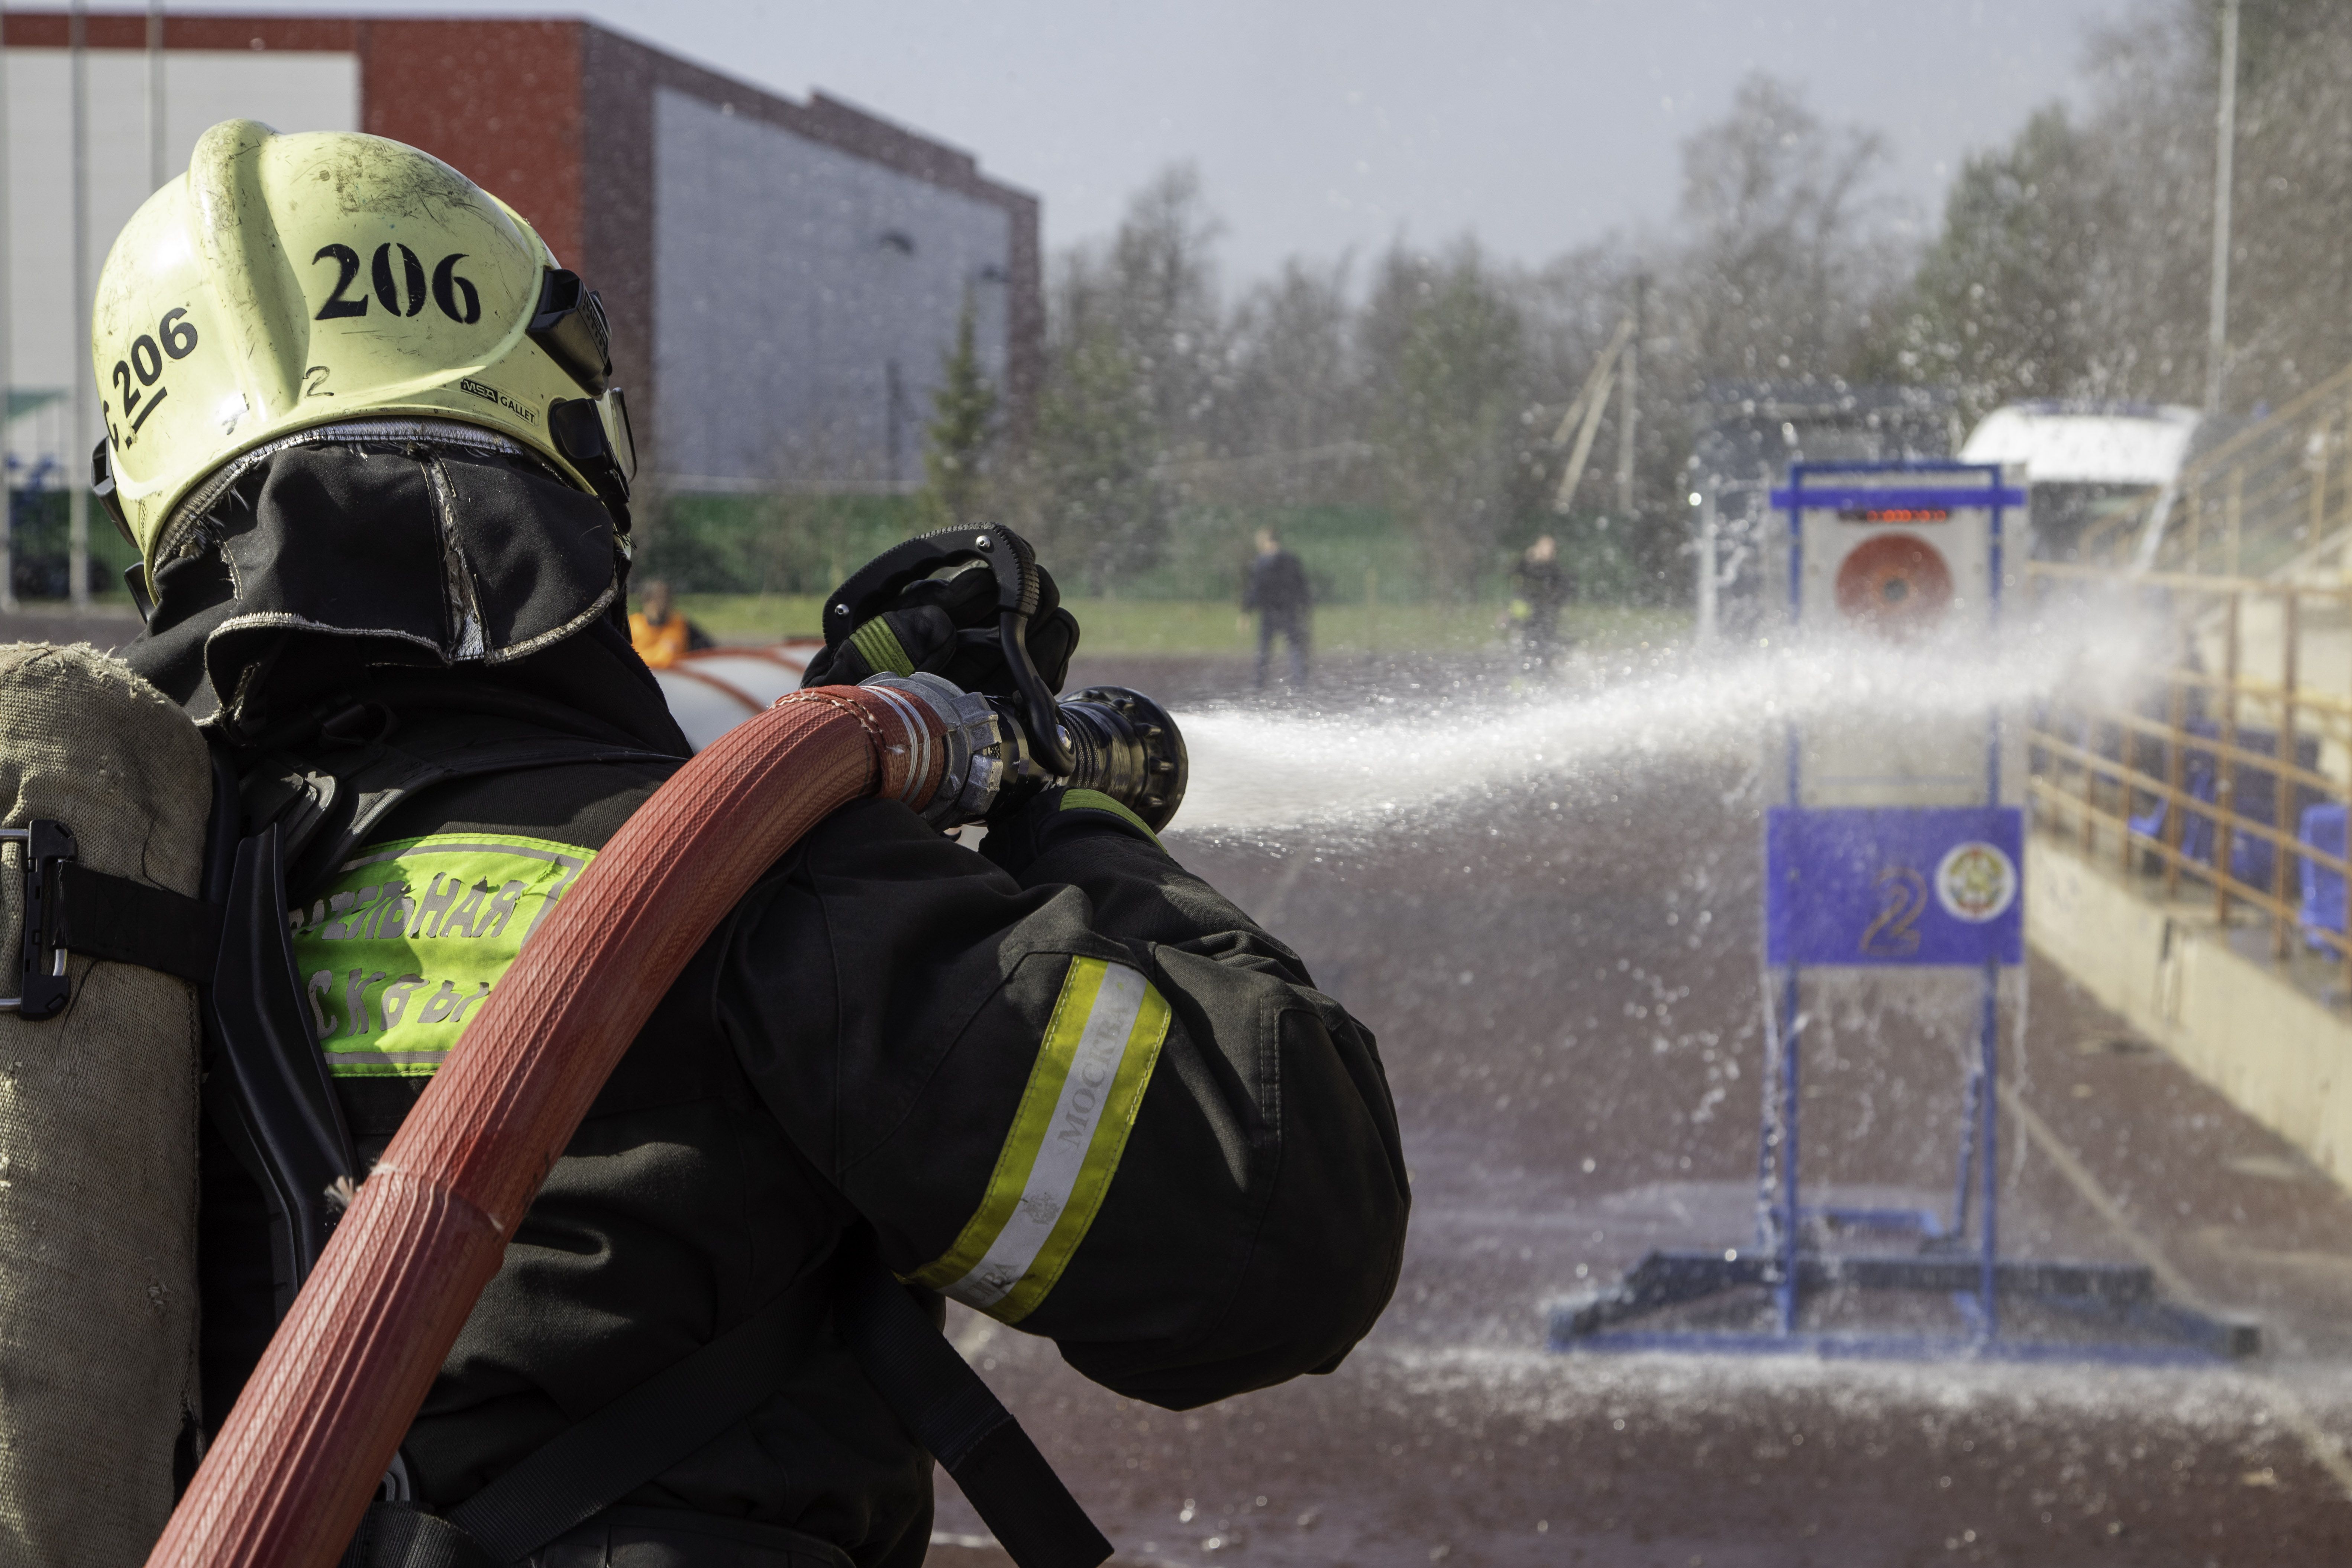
[337,1503,498,1568]
[343,1253,1110,1568]
[838,1252,1114,1568]
[207,823,364,1315]
[245,724,688,906]
[4,724,685,1023]
[2,820,221,1018]
[437,1284,827,1562]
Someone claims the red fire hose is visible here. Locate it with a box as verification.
[146,685,946,1568]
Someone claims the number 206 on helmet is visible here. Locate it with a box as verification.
[90,118,635,585]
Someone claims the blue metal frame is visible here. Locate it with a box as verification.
[1552,462,2255,1364]
[1763,486,2028,512]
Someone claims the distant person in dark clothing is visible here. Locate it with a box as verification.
[1244,526,1312,687]
[1509,534,1571,670]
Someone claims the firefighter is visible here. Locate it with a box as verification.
[101,122,1406,1566]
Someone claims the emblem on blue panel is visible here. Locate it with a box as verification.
[1935,840,2018,924]
[1766,808,2024,967]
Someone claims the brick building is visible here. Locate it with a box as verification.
[2,11,1040,495]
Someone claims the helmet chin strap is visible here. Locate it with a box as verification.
[547,392,635,536]
[92,438,151,621]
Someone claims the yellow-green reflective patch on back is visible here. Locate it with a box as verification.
[290,833,596,1079]
[906,956,1172,1323]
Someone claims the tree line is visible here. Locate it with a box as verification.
[919,0,2348,606]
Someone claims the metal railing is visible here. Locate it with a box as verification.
[2024,561,2352,1001]
[2160,361,2352,579]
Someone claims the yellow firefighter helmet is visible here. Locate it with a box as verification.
[90,118,634,581]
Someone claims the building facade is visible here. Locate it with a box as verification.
[1,10,1040,504]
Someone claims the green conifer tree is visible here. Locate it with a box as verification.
[918,293,999,527]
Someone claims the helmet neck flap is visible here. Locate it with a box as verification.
[120,421,660,744]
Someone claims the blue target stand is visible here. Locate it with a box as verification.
[1552,462,2256,1364]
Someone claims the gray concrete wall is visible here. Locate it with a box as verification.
[2029,832,2352,1185]
[651,86,1013,491]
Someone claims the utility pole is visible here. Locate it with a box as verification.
[0,0,15,613]
[1614,274,1645,517]
[1696,486,1718,643]
[148,1,166,190]
[67,0,87,608]
[2205,0,2240,415]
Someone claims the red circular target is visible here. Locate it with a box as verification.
[1834,533,1953,637]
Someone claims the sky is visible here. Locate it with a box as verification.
[173,0,2141,285]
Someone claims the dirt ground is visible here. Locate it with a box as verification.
[0,602,143,654]
[928,651,2352,1567]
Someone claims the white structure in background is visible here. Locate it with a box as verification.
[5,46,355,407]
[6,390,67,488]
[0,39,355,599]
[652,645,817,752]
[1957,400,2202,565]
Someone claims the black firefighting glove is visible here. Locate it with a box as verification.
[801,560,1080,698]
[978,783,1166,876]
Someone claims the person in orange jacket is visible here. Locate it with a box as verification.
[628,579,710,667]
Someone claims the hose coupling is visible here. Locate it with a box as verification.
[860,673,1190,834]
[859,672,1022,828]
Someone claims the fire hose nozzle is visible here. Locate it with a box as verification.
[860,673,1188,834]
[1055,685,1190,832]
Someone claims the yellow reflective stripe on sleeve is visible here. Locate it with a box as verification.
[908,956,1171,1323]
[1060,788,1161,849]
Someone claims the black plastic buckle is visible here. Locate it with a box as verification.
[2,820,77,1021]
